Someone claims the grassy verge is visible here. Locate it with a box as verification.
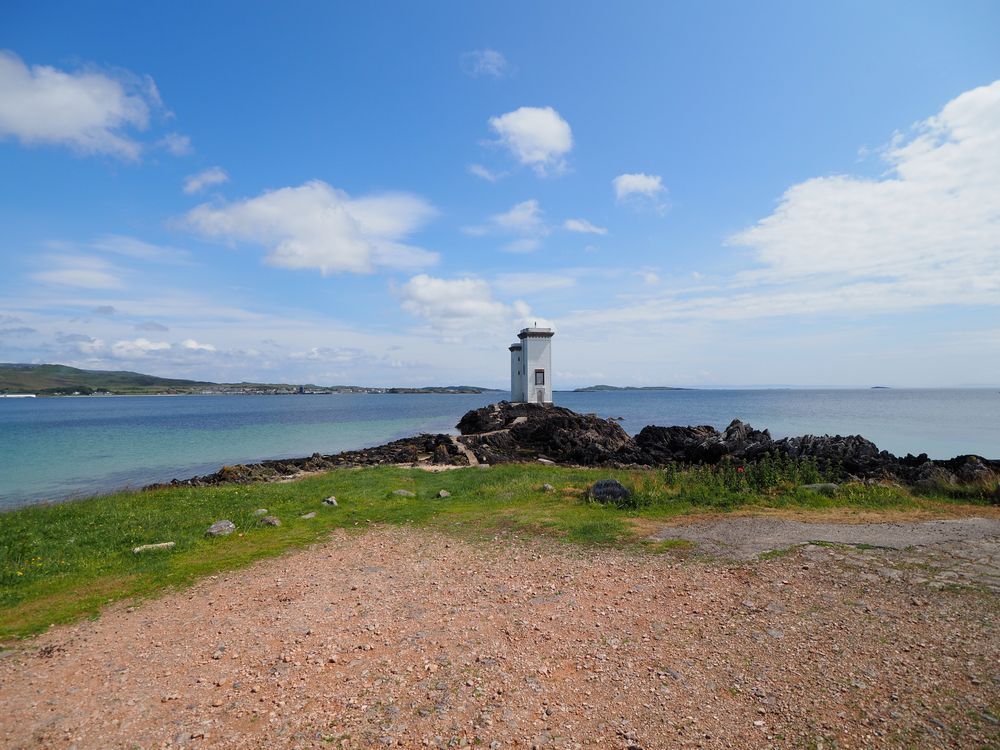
[1,463,993,639]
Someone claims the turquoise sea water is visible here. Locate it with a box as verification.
[0,389,997,509]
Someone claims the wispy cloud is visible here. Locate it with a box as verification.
[467,163,504,182]
[563,218,607,235]
[183,166,229,194]
[461,49,510,78]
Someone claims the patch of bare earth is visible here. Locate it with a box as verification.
[1,525,997,749]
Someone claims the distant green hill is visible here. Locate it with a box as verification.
[0,363,502,396]
[0,363,212,395]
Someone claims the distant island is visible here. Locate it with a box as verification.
[571,384,692,392]
[0,363,503,397]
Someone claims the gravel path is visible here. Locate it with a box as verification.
[650,516,1000,557]
[1,524,998,749]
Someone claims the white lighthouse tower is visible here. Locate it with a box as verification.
[509,326,553,404]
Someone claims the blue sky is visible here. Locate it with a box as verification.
[1,1,998,387]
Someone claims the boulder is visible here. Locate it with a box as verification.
[301,512,317,519]
[323,496,338,506]
[587,479,631,504]
[393,489,416,497]
[206,520,235,537]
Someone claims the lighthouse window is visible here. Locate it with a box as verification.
[534,369,545,385]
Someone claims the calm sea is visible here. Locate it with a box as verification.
[1,389,997,510]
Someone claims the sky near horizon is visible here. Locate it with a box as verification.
[1,2,999,388]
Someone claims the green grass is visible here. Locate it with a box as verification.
[0,463,991,639]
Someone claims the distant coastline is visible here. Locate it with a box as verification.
[569,384,692,392]
[0,363,502,397]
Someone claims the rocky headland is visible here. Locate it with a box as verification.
[147,401,999,497]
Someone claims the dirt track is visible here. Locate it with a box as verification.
[1,521,998,749]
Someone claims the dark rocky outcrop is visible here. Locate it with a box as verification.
[458,402,632,465]
[148,402,999,499]
[146,433,468,489]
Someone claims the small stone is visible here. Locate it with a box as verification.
[541,483,554,492]
[753,720,765,728]
[300,512,317,519]
[260,516,281,527]
[252,508,268,517]
[322,496,338,506]
[766,629,784,639]
[741,600,756,610]
[132,541,175,554]
[392,489,416,497]
[437,490,451,498]
[537,457,555,465]
[206,520,235,537]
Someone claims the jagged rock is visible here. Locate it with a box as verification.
[206,520,235,537]
[953,456,996,484]
[914,464,958,491]
[458,401,631,465]
[587,479,631,504]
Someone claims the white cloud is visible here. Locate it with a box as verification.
[488,106,573,176]
[399,274,531,338]
[613,172,666,210]
[159,132,192,156]
[181,338,216,352]
[461,49,510,78]
[183,180,439,274]
[730,79,1000,294]
[570,81,1000,329]
[0,50,163,160]
[468,163,503,182]
[110,338,171,358]
[563,218,607,235]
[183,166,229,194]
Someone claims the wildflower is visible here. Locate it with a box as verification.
[737,467,744,473]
